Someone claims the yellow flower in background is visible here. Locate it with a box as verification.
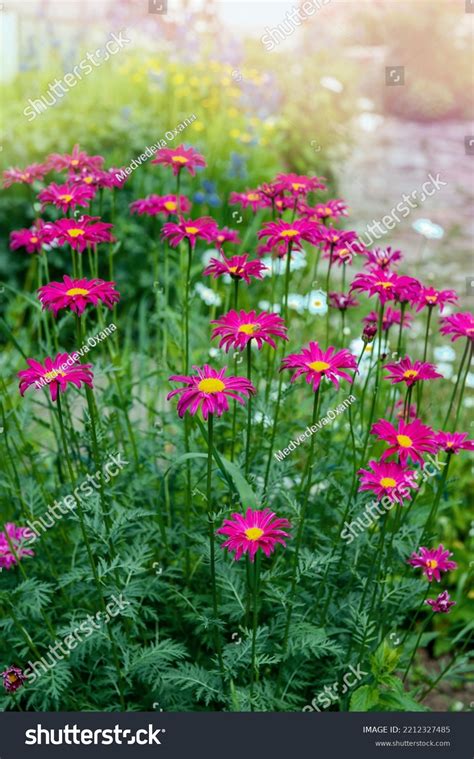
[191,121,204,132]
[173,73,186,85]
[240,133,253,143]
[228,107,239,118]
[230,128,241,139]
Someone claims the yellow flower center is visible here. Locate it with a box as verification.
[323,207,332,215]
[8,673,18,683]
[280,229,299,238]
[43,369,65,381]
[70,159,79,166]
[380,477,396,488]
[185,226,199,234]
[171,155,188,164]
[292,182,303,190]
[245,527,264,541]
[396,434,413,448]
[228,266,239,273]
[375,280,393,289]
[67,228,85,238]
[247,193,259,201]
[446,441,454,447]
[66,288,89,296]
[425,295,437,303]
[426,559,438,569]
[313,300,323,307]
[83,176,94,184]
[308,360,330,372]
[238,323,259,334]
[403,369,418,379]
[30,236,38,243]
[59,193,73,202]
[164,201,177,211]
[198,378,225,393]
[468,327,474,333]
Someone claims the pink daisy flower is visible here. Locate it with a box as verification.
[329,292,359,311]
[258,180,287,203]
[363,247,403,270]
[440,312,474,343]
[413,286,458,313]
[363,307,412,332]
[38,181,96,212]
[425,590,456,613]
[98,167,129,189]
[408,545,457,582]
[151,145,206,176]
[274,196,299,214]
[317,226,361,251]
[1,666,26,693]
[204,254,267,284]
[161,217,218,249]
[276,172,326,196]
[46,144,104,173]
[52,216,115,252]
[10,220,56,254]
[0,523,34,570]
[69,167,128,190]
[371,418,437,465]
[3,162,48,188]
[38,275,120,316]
[257,219,317,252]
[211,310,288,352]
[18,353,94,402]
[298,199,348,222]
[351,268,419,305]
[358,460,418,503]
[216,508,291,562]
[383,356,443,387]
[130,194,191,217]
[434,431,474,454]
[281,341,357,392]
[167,365,255,419]
[229,189,268,213]
[215,227,241,248]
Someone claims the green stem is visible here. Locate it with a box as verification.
[282,241,293,324]
[56,393,126,709]
[249,552,261,709]
[245,342,252,478]
[443,339,470,427]
[359,302,385,464]
[452,342,473,431]
[402,612,434,683]
[206,414,224,675]
[282,389,320,653]
[419,454,451,544]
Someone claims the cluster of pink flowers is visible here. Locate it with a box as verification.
[0,523,34,570]
[4,146,125,411]
[4,141,470,644]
